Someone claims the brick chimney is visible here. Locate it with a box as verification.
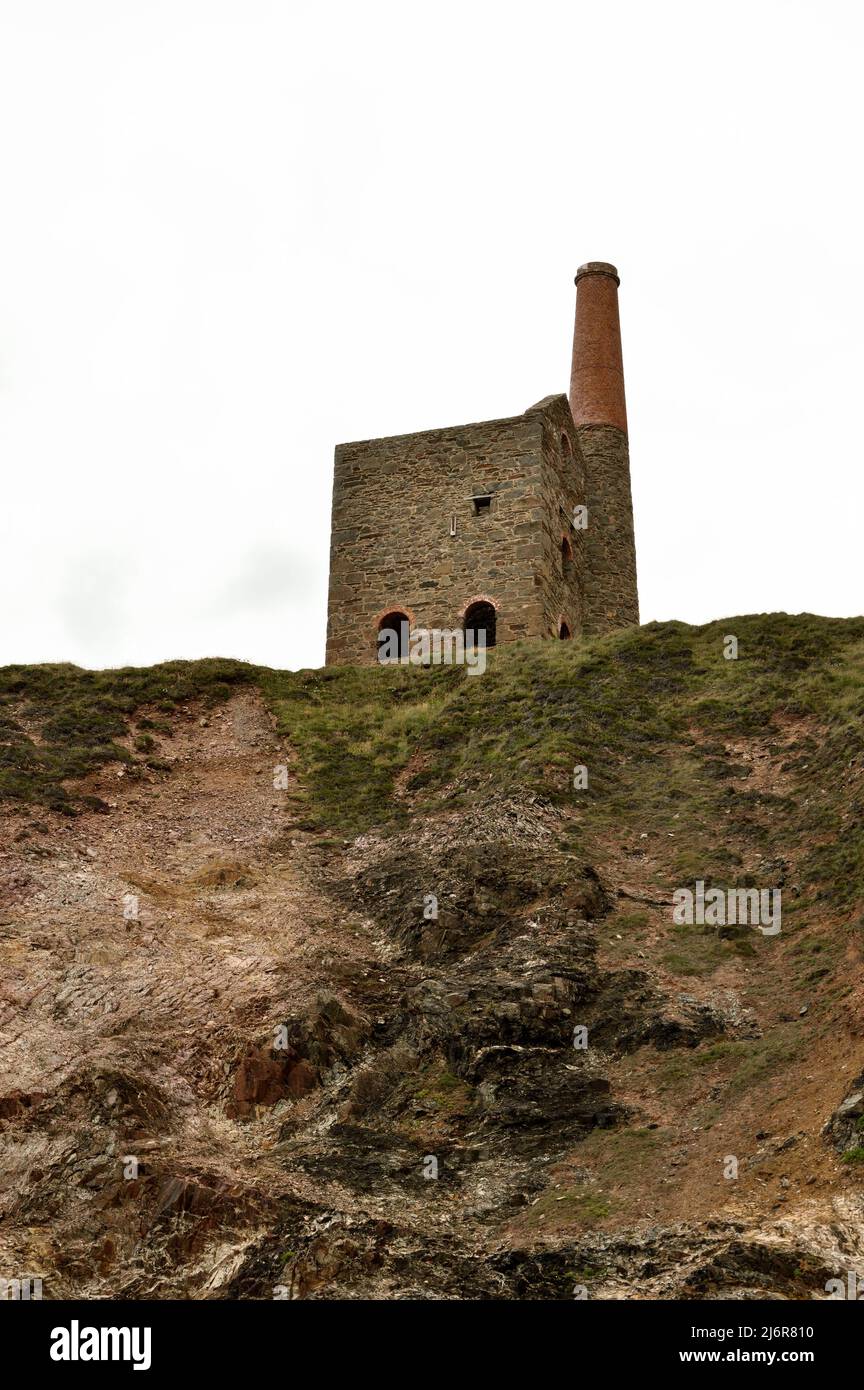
[569,262,639,632]
[569,262,627,433]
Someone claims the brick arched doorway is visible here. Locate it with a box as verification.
[377,610,410,663]
[464,600,497,649]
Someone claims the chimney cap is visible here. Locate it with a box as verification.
[575,261,620,286]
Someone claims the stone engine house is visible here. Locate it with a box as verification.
[325,262,638,665]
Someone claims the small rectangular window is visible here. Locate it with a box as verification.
[472,494,492,516]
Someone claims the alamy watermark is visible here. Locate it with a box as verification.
[378,621,487,675]
[825,1270,864,1300]
[1,1275,42,1300]
[672,880,781,936]
[50,1321,151,1371]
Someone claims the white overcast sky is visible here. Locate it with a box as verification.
[1,0,861,671]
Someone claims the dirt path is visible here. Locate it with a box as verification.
[0,691,387,1291]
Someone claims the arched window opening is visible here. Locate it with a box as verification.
[559,621,572,640]
[464,600,496,650]
[561,432,573,460]
[377,611,410,664]
[561,534,574,577]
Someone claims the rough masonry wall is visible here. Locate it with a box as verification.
[577,423,639,633]
[530,395,586,637]
[326,413,553,665]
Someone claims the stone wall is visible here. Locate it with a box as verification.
[530,395,586,637]
[325,398,585,665]
[577,423,639,633]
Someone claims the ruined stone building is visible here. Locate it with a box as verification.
[325,262,638,664]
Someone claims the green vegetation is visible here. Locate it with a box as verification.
[691,1028,805,1102]
[614,910,650,931]
[3,615,864,918]
[527,1185,612,1227]
[415,1063,474,1118]
[258,661,462,832]
[0,658,260,811]
[262,616,864,898]
[662,926,743,976]
[574,1124,665,1183]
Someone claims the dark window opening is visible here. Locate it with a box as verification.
[559,621,572,640]
[464,600,496,649]
[377,611,410,663]
[561,432,573,459]
[472,494,492,516]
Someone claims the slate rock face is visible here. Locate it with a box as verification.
[226,992,367,1119]
[3,671,863,1304]
[822,1072,864,1155]
[352,843,611,962]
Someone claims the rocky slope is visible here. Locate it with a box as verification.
[1,615,863,1299]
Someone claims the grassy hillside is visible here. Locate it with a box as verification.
[3,613,863,913]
